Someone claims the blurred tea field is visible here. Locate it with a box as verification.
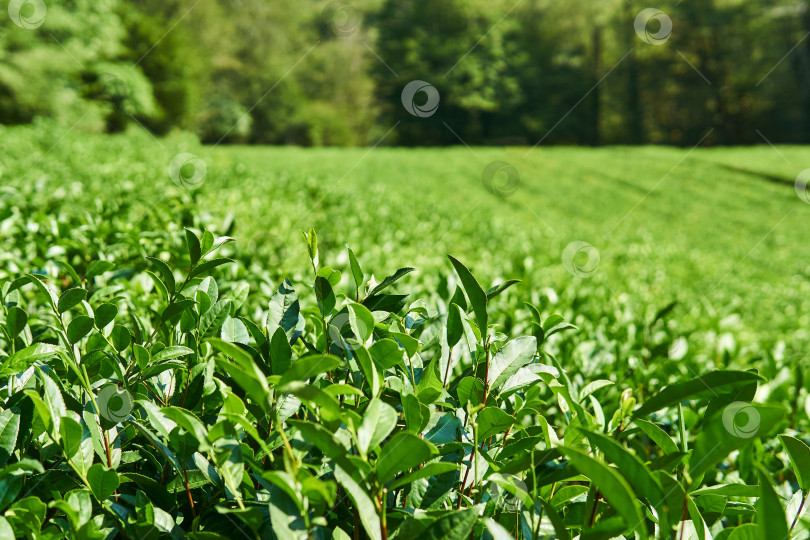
[2,123,810,382]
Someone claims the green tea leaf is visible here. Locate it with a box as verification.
[634,371,764,417]
[200,299,232,337]
[277,382,343,431]
[347,245,364,295]
[357,398,396,455]
[447,256,487,335]
[279,355,341,386]
[186,229,202,265]
[267,279,301,343]
[581,429,662,505]
[368,267,415,296]
[289,420,349,460]
[456,377,485,408]
[369,338,403,369]
[208,338,270,399]
[558,446,647,540]
[347,303,375,343]
[33,367,67,437]
[87,463,120,502]
[0,343,65,378]
[376,432,438,485]
[314,275,336,316]
[161,407,210,449]
[0,517,12,539]
[334,465,381,540]
[58,288,87,313]
[94,303,118,329]
[305,227,318,265]
[59,416,92,476]
[146,257,176,294]
[756,468,789,540]
[221,316,249,344]
[633,419,679,455]
[446,303,464,349]
[111,324,131,352]
[354,346,380,397]
[423,508,477,540]
[476,407,514,441]
[389,462,462,490]
[779,435,810,492]
[690,403,785,477]
[86,260,115,279]
[67,315,94,343]
[416,353,443,404]
[403,393,424,433]
[152,346,194,363]
[5,306,27,338]
[485,279,520,301]
[189,258,234,279]
[0,409,21,467]
[270,328,292,375]
[487,336,536,390]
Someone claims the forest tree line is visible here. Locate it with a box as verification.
[1,0,808,146]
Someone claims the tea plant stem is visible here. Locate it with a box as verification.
[678,497,689,540]
[0,326,15,355]
[457,454,472,509]
[481,339,492,404]
[142,381,167,405]
[98,332,128,369]
[789,490,810,534]
[379,489,389,540]
[587,488,600,527]
[270,398,299,478]
[442,346,454,389]
[181,368,191,406]
[82,365,114,468]
[183,466,197,518]
[473,422,479,500]
[66,459,95,498]
[309,258,331,356]
[299,335,319,353]
[531,450,539,540]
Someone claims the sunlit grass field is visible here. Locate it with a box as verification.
[3,125,810,361]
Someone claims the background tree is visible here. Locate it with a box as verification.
[2,0,809,146]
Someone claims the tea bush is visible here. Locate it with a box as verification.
[0,125,809,538]
[0,221,808,539]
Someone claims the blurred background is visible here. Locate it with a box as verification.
[1,0,809,147]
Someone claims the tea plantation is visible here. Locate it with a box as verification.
[0,124,808,538]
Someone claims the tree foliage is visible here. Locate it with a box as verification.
[1,0,810,144]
